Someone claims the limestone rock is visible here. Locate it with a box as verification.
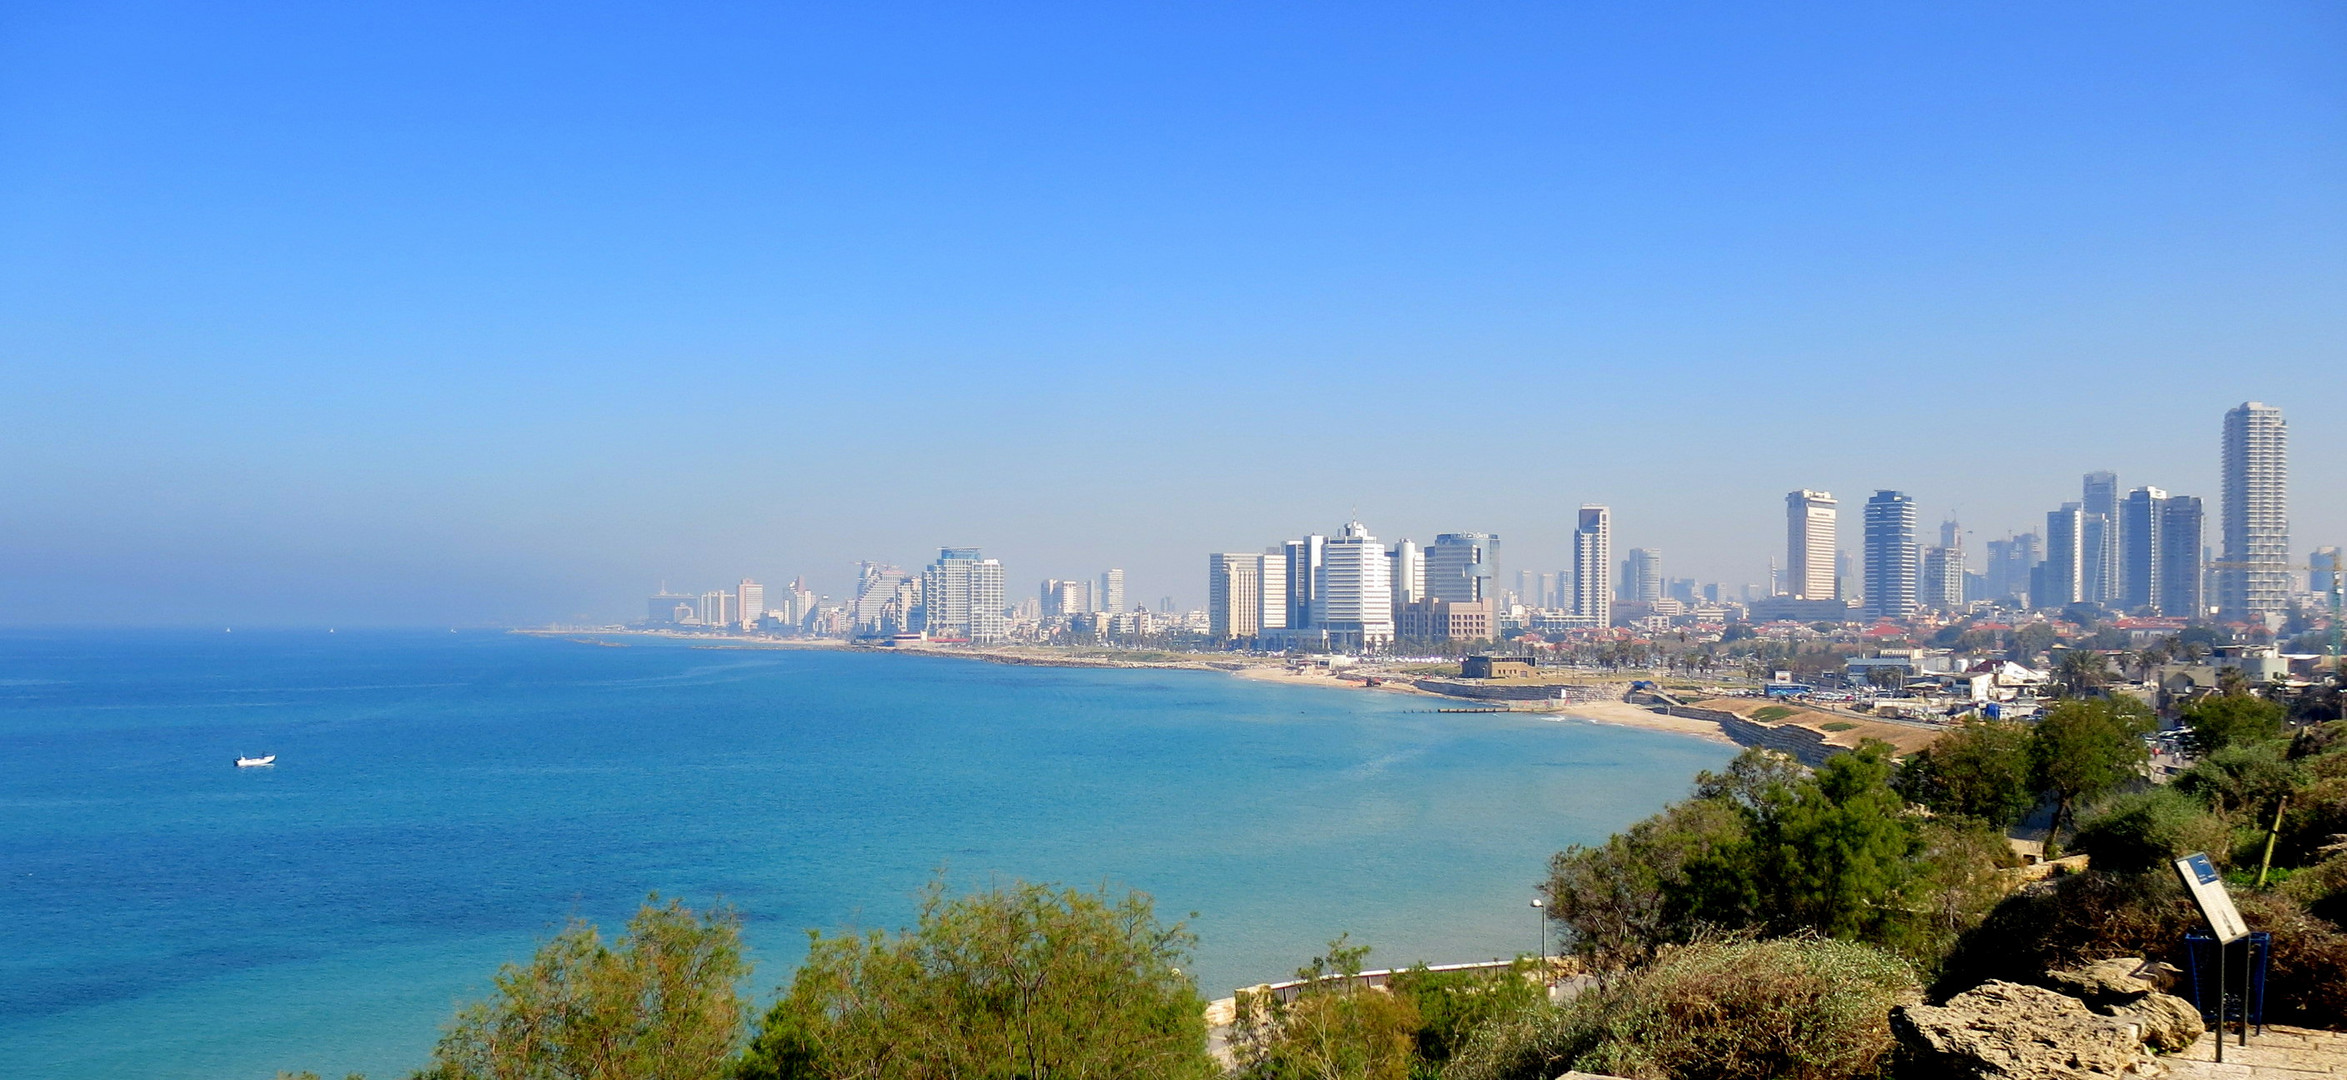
[2044,958,2159,1008]
[2110,991,2205,1055]
[2040,957,2205,1054]
[1892,980,2148,1080]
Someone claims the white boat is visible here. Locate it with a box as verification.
[236,755,276,767]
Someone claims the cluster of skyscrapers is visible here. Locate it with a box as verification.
[1200,402,2308,649]
[1208,507,1627,648]
[1779,402,2296,630]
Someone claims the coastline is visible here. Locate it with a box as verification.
[513,628,1737,746]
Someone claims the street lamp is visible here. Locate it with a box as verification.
[1529,897,1547,970]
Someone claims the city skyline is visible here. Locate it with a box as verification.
[3,5,2342,626]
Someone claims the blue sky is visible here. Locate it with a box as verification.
[2,2,2341,624]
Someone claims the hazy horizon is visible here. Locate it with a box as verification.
[4,3,2342,626]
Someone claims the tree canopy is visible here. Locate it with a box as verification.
[421,897,750,1080]
[737,881,1213,1080]
[1892,717,2036,828]
[2029,697,2156,846]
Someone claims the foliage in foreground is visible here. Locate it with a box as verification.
[1544,745,2006,970]
[1230,937,1421,1080]
[1445,936,1921,1080]
[736,881,1213,1080]
[420,897,750,1080]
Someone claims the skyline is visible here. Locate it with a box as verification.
[3,3,2343,625]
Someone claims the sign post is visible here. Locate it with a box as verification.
[2175,852,2249,1060]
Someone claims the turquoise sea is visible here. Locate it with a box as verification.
[0,630,1734,1078]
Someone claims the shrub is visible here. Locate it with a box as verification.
[2280,852,2347,928]
[1387,959,1549,1067]
[1752,706,1796,722]
[1446,936,1921,1080]
[422,897,749,1080]
[1934,870,2347,1026]
[2071,788,2234,874]
[1231,937,1419,1080]
[1821,722,1857,732]
[739,881,1211,1080]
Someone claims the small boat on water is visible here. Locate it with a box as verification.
[236,755,276,767]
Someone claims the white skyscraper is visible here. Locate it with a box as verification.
[2221,402,2289,627]
[1786,490,1837,600]
[1424,532,1497,603]
[1207,554,1261,639]
[1257,550,1288,631]
[737,579,765,627]
[1622,548,1663,603]
[1099,568,1125,614]
[921,547,1006,642]
[1311,520,1395,651]
[1572,505,1612,625]
[1387,539,1425,609]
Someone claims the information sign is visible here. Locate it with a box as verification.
[2174,852,2249,944]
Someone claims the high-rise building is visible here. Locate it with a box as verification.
[2315,546,2344,598]
[1572,506,1612,625]
[2121,487,2169,613]
[1862,490,1918,620]
[2161,496,2205,619]
[1284,535,1325,631]
[1040,579,1093,616]
[1099,568,1125,614]
[1921,523,1964,611]
[1424,533,1498,603]
[1258,551,1288,631]
[2221,402,2290,626]
[1311,521,1395,651]
[737,579,765,627]
[921,547,1005,642]
[2081,471,2122,606]
[1985,533,2042,605]
[2041,504,2084,609]
[1785,490,1838,601]
[1387,539,1425,609]
[1622,548,1663,603]
[1207,554,1262,639]
[852,563,911,635]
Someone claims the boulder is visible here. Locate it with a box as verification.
[2040,957,2205,1054]
[2111,991,2205,1055]
[2044,958,2158,1008]
[1891,981,2147,1080]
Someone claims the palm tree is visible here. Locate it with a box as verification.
[2054,649,2111,698]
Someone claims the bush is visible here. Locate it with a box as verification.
[2071,788,2234,874]
[1446,936,1921,1080]
[2280,852,2347,928]
[2181,693,2289,756]
[738,881,1211,1080]
[1231,937,1419,1080]
[1388,959,1549,1067]
[422,897,749,1080]
[1935,870,2347,1026]
[1752,706,1796,722]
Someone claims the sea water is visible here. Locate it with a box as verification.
[0,629,1734,1079]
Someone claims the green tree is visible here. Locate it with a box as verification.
[1543,796,1746,970]
[2173,741,2299,819]
[2052,649,2112,698]
[2181,692,2289,756]
[1737,742,1921,942]
[739,881,1212,1080]
[1232,937,1420,1080]
[2030,698,2156,847]
[422,897,750,1080]
[1893,717,2037,828]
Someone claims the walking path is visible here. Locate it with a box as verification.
[2163,1026,2347,1079]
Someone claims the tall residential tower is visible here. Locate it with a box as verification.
[1862,490,1918,620]
[2220,402,2289,626]
[1573,506,1612,626]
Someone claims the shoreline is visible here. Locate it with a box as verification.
[513,627,1736,746]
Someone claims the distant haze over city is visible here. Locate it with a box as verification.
[2,4,2341,626]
